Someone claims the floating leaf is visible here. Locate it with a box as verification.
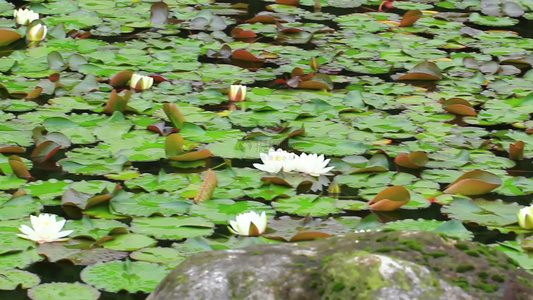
[0,269,40,290]
[28,282,100,300]
[444,170,502,195]
[81,260,167,293]
[442,198,521,227]
[272,194,340,216]
[130,216,214,240]
[37,242,128,265]
[194,169,217,204]
[367,186,410,211]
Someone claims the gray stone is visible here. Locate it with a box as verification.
[148,231,533,300]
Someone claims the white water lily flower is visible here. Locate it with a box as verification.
[17,214,73,244]
[27,23,47,42]
[228,211,267,236]
[294,152,334,176]
[13,8,39,25]
[253,148,298,174]
[517,205,533,229]
[130,73,154,90]
[228,84,247,101]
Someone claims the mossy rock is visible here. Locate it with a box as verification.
[148,231,533,300]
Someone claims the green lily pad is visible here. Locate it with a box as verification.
[442,198,522,227]
[100,233,157,251]
[130,216,214,240]
[80,260,168,293]
[383,219,473,240]
[0,269,40,290]
[189,199,274,224]
[28,282,100,300]
[272,194,340,216]
[130,247,187,268]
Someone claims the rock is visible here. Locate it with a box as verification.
[147,231,533,300]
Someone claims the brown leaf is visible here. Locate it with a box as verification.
[231,49,265,62]
[8,155,32,180]
[368,186,410,211]
[509,141,524,160]
[194,169,217,204]
[399,10,422,27]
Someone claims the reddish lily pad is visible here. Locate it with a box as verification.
[231,49,265,62]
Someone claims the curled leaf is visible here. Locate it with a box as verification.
[368,186,410,211]
[396,61,442,81]
[444,170,502,196]
[509,141,524,160]
[109,70,134,87]
[103,89,132,114]
[0,29,22,47]
[165,134,185,157]
[150,1,169,25]
[442,98,477,116]
[163,103,186,129]
[394,151,428,169]
[168,148,212,161]
[8,155,32,180]
[194,169,217,204]
[399,10,422,27]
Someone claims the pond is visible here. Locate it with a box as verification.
[0,0,532,299]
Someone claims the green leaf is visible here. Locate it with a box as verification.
[130,216,215,240]
[442,198,521,227]
[272,194,340,216]
[0,269,40,290]
[28,282,100,300]
[80,260,168,293]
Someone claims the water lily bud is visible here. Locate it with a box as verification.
[13,8,39,26]
[130,73,154,90]
[228,211,267,236]
[27,23,47,41]
[517,206,533,229]
[228,84,246,101]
